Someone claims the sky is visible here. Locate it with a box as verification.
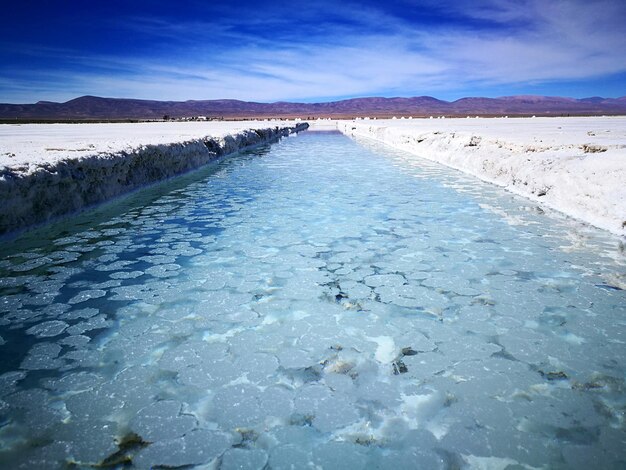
[1,0,625,103]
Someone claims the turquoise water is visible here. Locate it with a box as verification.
[0,130,624,469]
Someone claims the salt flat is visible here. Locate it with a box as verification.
[336,116,626,236]
[0,121,299,172]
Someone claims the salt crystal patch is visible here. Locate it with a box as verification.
[41,372,102,393]
[221,448,268,470]
[25,320,69,338]
[65,314,112,335]
[312,441,367,469]
[109,270,144,280]
[210,384,264,429]
[56,418,119,465]
[0,371,27,397]
[312,395,360,432]
[130,400,197,441]
[364,274,405,288]
[145,263,181,278]
[462,454,527,470]
[269,444,312,470]
[277,348,313,369]
[68,289,106,304]
[133,429,232,468]
[59,308,99,321]
[20,343,63,370]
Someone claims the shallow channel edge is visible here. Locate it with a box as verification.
[337,119,626,237]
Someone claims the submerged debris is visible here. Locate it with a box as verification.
[354,435,379,446]
[539,370,569,381]
[392,360,408,375]
[96,432,149,468]
[595,283,623,291]
[572,381,604,391]
[233,428,259,448]
[392,346,420,375]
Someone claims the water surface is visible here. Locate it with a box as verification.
[0,131,624,469]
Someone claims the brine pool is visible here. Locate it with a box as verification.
[0,130,624,469]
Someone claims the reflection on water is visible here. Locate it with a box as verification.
[0,131,624,469]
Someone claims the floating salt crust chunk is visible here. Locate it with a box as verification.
[369,446,446,470]
[10,441,72,470]
[338,280,372,299]
[25,320,69,338]
[311,441,368,469]
[357,378,401,408]
[64,365,154,422]
[133,429,233,468]
[277,348,315,369]
[59,335,91,349]
[0,371,26,397]
[65,314,112,335]
[293,384,360,432]
[20,342,63,370]
[59,307,99,321]
[178,358,240,390]
[109,270,144,280]
[41,371,101,392]
[268,444,313,470]
[311,394,360,432]
[240,353,280,383]
[67,289,106,304]
[130,400,197,442]
[221,448,269,470]
[158,340,228,371]
[208,384,294,430]
[363,273,405,288]
[58,418,119,465]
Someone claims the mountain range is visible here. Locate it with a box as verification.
[1,95,625,120]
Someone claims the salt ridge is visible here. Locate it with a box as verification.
[0,121,308,235]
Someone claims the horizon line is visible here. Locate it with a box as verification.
[6,93,626,106]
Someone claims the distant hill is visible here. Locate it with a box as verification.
[1,94,625,120]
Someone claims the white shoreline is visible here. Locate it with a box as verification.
[0,121,307,235]
[0,121,307,172]
[2,117,624,237]
[334,117,626,236]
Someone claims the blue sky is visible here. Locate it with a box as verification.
[1,0,625,103]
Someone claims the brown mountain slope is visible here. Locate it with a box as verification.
[1,95,625,120]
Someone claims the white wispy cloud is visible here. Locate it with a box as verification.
[1,0,625,102]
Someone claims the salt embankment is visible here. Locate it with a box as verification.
[0,121,308,235]
[337,117,626,236]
